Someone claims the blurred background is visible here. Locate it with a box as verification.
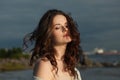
[0,0,120,80]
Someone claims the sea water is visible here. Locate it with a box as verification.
[0,68,120,80]
[0,55,120,80]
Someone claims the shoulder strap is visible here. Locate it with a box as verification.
[75,68,82,80]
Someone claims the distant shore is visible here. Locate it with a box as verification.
[0,57,120,72]
[0,58,32,72]
[79,55,120,68]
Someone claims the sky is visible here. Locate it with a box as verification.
[0,0,120,52]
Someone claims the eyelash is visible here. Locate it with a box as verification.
[55,26,60,30]
[54,25,68,30]
[66,25,68,28]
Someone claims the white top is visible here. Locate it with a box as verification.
[33,68,82,80]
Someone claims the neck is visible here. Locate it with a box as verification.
[54,44,67,60]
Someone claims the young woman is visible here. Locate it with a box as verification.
[23,9,83,80]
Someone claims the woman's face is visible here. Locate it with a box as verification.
[51,14,72,46]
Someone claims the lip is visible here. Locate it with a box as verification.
[63,33,69,37]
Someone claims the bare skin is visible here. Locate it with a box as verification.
[33,15,73,80]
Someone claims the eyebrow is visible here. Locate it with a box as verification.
[54,24,61,26]
[54,22,67,26]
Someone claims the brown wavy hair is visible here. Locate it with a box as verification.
[23,9,83,79]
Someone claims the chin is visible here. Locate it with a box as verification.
[67,39,72,43]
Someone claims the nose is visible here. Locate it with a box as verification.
[62,26,68,32]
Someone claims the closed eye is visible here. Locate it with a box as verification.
[54,24,61,30]
[65,22,69,28]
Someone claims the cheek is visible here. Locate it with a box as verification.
[52,31,62,41]
[52,32,60,39]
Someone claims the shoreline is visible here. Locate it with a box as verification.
[0,58,120,72]
[0,58,32,72]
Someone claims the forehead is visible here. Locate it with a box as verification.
[52,15,67,25]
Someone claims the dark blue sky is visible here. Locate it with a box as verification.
[0,0,120,51]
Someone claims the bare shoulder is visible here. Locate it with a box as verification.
[33,58,53,80]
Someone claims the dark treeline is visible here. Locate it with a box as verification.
[0,48,30,59]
